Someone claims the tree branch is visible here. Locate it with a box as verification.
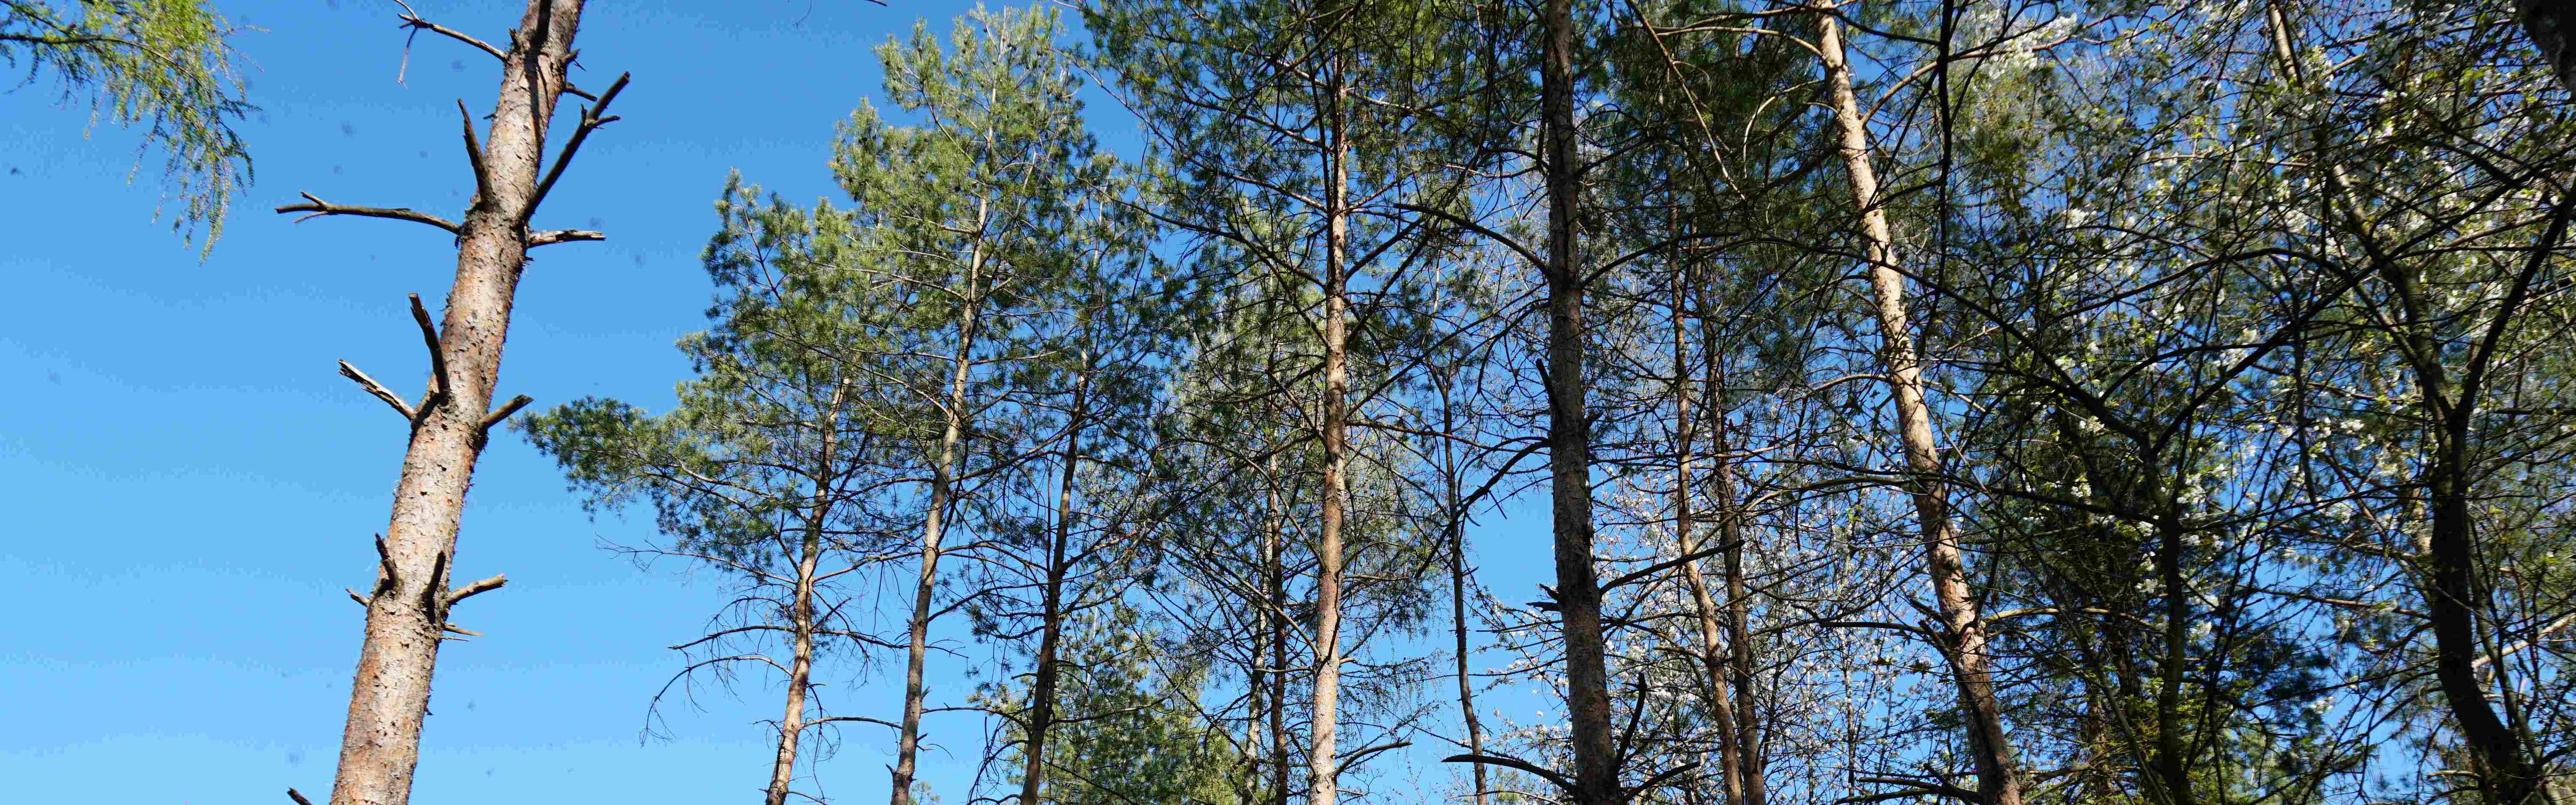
[1443,754,1576,794]
[446,574,507,607]
[407,293,451,416]
[389,0,506,62]
[457,99,490,200]
[338,360,416,419]
[275,192,458,234]
[530,228,606,247]
[482,395,534,431]
[524,71,629,223]
[287,788,317,805]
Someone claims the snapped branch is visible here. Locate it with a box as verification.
[407,294,452,416]
[530,228,606,247]
[338,360,416,419]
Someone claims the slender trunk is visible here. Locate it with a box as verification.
[892,246,986,805]
[1671,265,1743,805]
[1817,17,2021,805]
[2261,9,2546,800]
[769,388,845,805]
[1541,1,1617,802]
[1442,370,1490,805]
[768,503,829,805]
[1018,364,1091,805]
[1718,426,1763,805]
[326,4,583,805]
[1265,455,1291,805]
[1307,65,1354,805]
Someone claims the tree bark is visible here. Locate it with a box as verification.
[1265,454,1292,805]
[1306,62,1354,805]
[322,4,585,805]
[1817,17,2021,805]
[892,240,986,805]
[1670,263,1744,805]
[1540,0,1618,802]
[1018,360,1091,805]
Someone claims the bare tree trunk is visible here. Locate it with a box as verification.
[892,251,986,805]
[1816,17,2021,805]
[1441,369,1490,805]
[1265,455,1292,805]
[1306,65,1354,805]
[1670,264,1744,805]
[1018,363,1091,805]
[1541,0,1618,802]
[296,4,598,805]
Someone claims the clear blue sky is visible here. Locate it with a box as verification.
[0,2,1558,803]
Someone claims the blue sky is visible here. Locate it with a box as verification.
[0,2,1559,803]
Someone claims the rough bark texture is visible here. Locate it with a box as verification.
[1817,17,2021,805]
[322,4,584,805]
[1541,0,1619,802]
[2519,0,2576,95]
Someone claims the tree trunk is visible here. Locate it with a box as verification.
[1670,264,1744,805]
[768,500,828,805]
[1306,64,1354,805]
[1441,369,1490,805]
[1541,0,1618,802]
[324,4,584,805]
[892,250,985,805]
[1265,455,1292,805]
[1817,17,2021,805]
[1018,363,1091,805]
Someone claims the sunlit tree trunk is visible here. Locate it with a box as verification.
[1817,17,2022,805]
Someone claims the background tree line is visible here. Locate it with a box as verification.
[18,0,2572,804]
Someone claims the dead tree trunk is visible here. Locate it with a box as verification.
[277,4,618,805]
[1816,16,2022,805]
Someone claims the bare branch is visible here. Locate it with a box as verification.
[338,360,416,419]
[441,622,483,638]
[457,99,490,200]
[275,192,459,234]
[446,574,507,607]
[408,294,451,414]
[347,589,370,607]
[481,395,534,431]
[389,0,506,62]
[525,71,630,223]
[530,228,606,247]
[287,788,317,805]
